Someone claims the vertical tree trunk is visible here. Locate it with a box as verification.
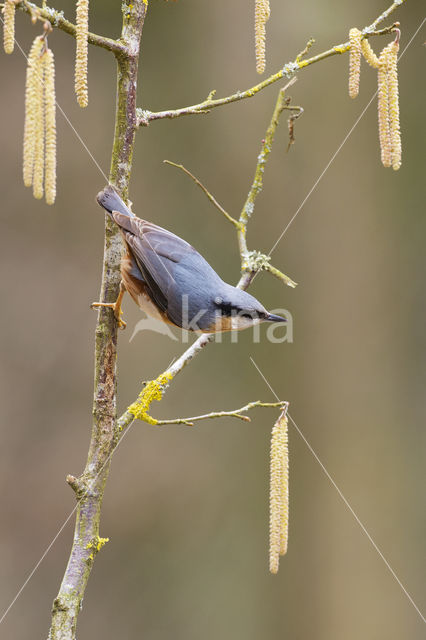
[48,3,147,638]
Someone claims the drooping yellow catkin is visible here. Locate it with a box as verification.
[75,0,89,107]
[279,412,289,556]
[32,49,45,199]
[43,48,57,204]
[255,0,270,75]
[377,45,392,169]
[361,37,380,69]
[263,0,271,20]
[23,36,44,188]
[386,41,401,170]
[3,0,15,54]
[348,28,362,98]
[269,409,289,574]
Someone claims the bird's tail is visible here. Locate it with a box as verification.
[96,185,134,218]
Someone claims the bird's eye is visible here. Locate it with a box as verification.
[241,312,254,319]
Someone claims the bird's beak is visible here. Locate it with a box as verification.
[265,313,287,323]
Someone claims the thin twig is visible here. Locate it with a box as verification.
[154,401,287,427]
[239,77,296,232]
[163,160,241,229]
[265,263,297,288]
[137,3,405,127]
[296,37,315,63]
[238,79,297,284]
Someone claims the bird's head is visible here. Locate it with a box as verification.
[209,285,286,333]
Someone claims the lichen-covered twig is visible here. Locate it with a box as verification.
[137,2,405,127]
[238,78,298,288]
[134,398,286,427]
[15,0,127,55]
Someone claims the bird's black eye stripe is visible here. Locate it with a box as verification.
[217,302,260,320]
[218,302,234,316]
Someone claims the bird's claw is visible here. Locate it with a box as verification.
[116,308,127,330]
[91,301,127,330]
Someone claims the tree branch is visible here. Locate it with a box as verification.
[16,1,127,56]
[47,2,148,639]
[136,3,404,127]
[149,401,288,427]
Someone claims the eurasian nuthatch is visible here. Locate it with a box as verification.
[93,185,286,333]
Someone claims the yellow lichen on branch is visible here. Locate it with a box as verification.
[75,0,89,107]
[2,0,16,54]
[127,372,174,425]
[269,407,289,574]
[254,0,270,75]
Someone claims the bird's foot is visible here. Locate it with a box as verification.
[91,301,127,330]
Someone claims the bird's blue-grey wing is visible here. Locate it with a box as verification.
[112,212,198,322]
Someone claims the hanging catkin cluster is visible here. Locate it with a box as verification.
[269,408,289,574]
[75,0,89,107]
[254,0,270,75]
[23,36,57,204]
[348,29,401,170]
[348,29,362,98]
[2,0,16,54]
[378,41,401,170]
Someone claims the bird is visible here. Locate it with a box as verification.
[92,185,287,333]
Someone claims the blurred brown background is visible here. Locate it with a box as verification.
[0,1,425,638]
